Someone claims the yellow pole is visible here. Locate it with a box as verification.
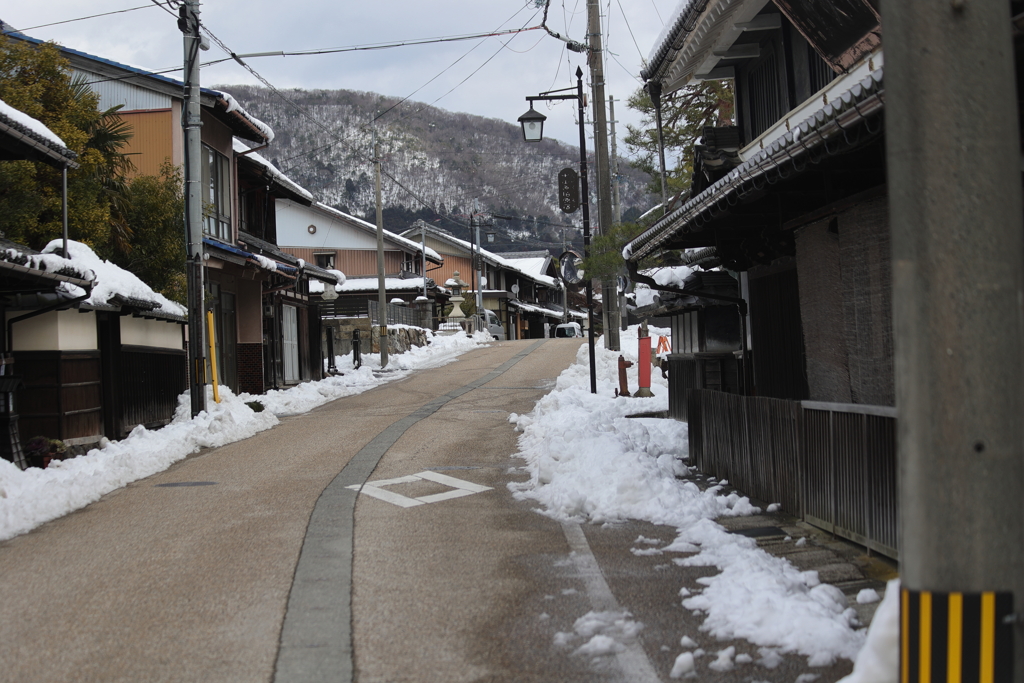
[206,310,220,403]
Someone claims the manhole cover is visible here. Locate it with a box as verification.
[155,481,217,487]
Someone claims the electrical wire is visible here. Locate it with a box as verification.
[1,5,154,34]
[198,26,544,68]
[615,0,646,63]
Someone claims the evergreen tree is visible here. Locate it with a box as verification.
[0,36,133,252]
[623,81,734,199]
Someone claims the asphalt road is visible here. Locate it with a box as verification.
[0,338,883,683]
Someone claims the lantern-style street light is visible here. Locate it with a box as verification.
[518,66,597,394]
[517,105,546,142]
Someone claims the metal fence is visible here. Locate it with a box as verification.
[687,390,898,559]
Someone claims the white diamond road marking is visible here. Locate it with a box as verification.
[346,471,492,508]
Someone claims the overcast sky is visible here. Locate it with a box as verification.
[2,1,677,155]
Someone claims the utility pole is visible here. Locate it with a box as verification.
[180,0,205,417]
[884,1,1023,679]
[373,131,388,368]
[586,0,620,351]
[608,96,622,224]
[474,208,484,316]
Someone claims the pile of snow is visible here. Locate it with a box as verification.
[0,329,490,542]
[554,610,644,657]
[509,325,869,670]
[41,240,185,318]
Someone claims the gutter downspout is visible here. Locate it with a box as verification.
[626,260,750,394]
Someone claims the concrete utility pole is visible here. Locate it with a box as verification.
[373,132,388,368]
[181,0,206,417]
[586,0,620,352]
[608,96,622,224]
[883,2,1024,679]
[609,96,628,332]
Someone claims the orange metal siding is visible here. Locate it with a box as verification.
[279,248,405,278]
[118,110,175,177]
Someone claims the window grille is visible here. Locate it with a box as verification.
[746,49,782,141]
[808,46,837,94]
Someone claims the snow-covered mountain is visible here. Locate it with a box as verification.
[221,85,653,248]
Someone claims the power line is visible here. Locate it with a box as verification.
[198,26,544,68]
[1,5,154,33]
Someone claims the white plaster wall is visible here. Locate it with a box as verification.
[6,309,98,351]
[276,200,380,250]
[120,316,183,349]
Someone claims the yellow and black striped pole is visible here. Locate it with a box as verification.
[902,589,1014,683]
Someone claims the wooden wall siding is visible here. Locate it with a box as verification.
[116,347,186,437]
[282,248,405,277]
[15,351,103,443]
[118,110,175,177]
[431,256,474,290]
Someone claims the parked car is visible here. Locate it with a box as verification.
[483,309,506,341]
[553,322,583,338]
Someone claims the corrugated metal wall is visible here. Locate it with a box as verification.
[282,248,405,277]
[118,110,175,177]
[75,69,173,111]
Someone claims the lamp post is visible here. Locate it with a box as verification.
[518,66,597,394]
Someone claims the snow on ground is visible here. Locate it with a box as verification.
[0,330,490,542]
[509,325,869,671]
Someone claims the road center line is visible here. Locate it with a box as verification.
[273,340,546,683]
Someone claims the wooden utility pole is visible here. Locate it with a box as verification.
[586,0,620,351]
[373,132,388,367]
[884,1,1023,678]
[181,0,206,416]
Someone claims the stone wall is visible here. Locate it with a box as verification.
[323,317,430,357]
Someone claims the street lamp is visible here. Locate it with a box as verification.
[517,105,546,142]
[518,66,598,394]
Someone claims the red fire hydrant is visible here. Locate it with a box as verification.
[636,323,654,398]
[616,355,633,397]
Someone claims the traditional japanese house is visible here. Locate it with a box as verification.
[626,0,897,556]
[402,222,579,339]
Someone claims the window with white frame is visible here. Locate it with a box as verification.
[202,144,231,241]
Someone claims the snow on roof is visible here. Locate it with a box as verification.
[416,226,559,289]
[217,91,275,143]
[41,240,185,318]
[234,139,312,202]
[339,277,430,293]
[313,203,443,264]
[0,98,68,149]
[504,256,550,281]
[644,0,701,80]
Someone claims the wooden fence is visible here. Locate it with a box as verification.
[688,390,898,559]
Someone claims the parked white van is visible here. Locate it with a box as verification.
[553,322,583,338]
[483,310,506,340]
